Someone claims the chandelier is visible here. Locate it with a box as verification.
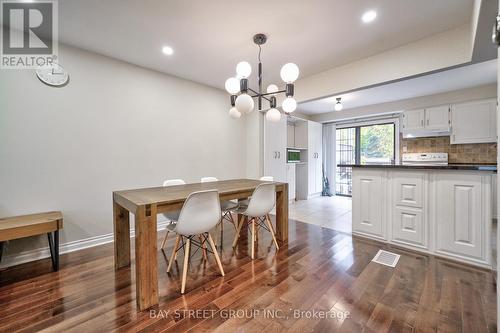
[225,33,299,122]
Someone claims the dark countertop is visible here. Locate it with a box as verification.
[337,163,497,172]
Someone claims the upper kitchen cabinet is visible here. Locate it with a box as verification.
[450,99,497,144]
[402,108,425,132]
[402,106,450,137]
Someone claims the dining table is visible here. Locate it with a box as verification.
[113,178,289,311]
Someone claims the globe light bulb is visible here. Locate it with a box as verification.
[280,63,299,83]
[282,97,297,113]
[229,107,241,119]
[225,77,240,95]
[266,108,281,122]
[236,61,252,78]
[235,93,254,114]
[266,84,279,95]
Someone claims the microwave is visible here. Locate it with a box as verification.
[287,149,301,163]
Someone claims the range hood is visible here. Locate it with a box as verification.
[402,128,451,139]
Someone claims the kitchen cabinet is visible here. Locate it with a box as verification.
[434,172,488,262]
[450,99,497,144]
[307,121,323,196]
[391,171,427,248]
[286,163,296,201]
[264,116,286,182]
[402,106,450,134]
[402,109,425,132]
[425,105,450,130]
[351,167,493,268]
[352,169,385,239]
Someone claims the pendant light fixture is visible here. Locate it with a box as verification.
[225,33,299,121]
[334,97,343,111]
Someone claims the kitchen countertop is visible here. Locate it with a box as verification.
[337,163,497,172]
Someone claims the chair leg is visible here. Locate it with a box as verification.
[47,231,59,271]
[0,241,3,263]
[232,215,246,248]
[199,235,208,261]
[167,235,181,273]
[265,215,280,250]
[251,218,255,259]
[206,233,225,276]
[266,214,276,235]
[181,237,191,294]
[161,230,170,249]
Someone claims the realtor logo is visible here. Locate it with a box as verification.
[1,0,58,69]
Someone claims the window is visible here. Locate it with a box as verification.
[335,123,395,196]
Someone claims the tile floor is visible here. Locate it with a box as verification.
[288,195,352,233]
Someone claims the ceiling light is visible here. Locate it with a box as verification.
[362,10,377,23]
[162,46,174,55]
[334,97,343,111]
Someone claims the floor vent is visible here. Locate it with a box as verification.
[372,250,400,267]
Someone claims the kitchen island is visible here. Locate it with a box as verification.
[339,163,497,268]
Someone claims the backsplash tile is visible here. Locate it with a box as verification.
[401,136,497,164]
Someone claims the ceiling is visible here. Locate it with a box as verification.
[297,59,497,115]
[52,0,474,90]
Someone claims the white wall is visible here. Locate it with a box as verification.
[0,44,247,261]
[311,84,497,123]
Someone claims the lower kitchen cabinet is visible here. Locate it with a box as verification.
[351,168,493,268]
[352,169,385,240]
[434,172,489,263]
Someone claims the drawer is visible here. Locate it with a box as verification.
[392,171,425,208]
[392,206,426,248]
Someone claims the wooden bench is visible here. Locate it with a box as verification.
[0,211,63,271]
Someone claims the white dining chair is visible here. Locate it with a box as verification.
[201,177,239,240]
[232,183,279,259]
[160,179,186,249]
[166,189,225,293]
[239,176,274,207]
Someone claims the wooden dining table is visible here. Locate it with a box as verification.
[113,178,289,311]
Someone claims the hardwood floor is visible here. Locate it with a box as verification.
[0,218,496,333]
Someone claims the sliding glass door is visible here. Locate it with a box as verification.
[335,123,395,196]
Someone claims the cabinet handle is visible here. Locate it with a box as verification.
[427,119,429,126]
[278,152,280,159]
[274,152,277,159]
[421,119,424,126]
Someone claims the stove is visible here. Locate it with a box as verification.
[402,153,448,165]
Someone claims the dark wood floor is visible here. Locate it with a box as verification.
[0,218,496,333]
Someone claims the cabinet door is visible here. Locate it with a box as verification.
[352,169,385,239]
[286,163,296,200]
[392,172,424,208]
[402,109,425,131]
[435,173,485,260]
[392,207,425,247]
[451,99,497,144]
[425,105,450,131]
[314,123,323,193]
[264,117,287,182]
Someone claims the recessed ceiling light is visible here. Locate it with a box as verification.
[362,10,377,23]
[162,46,174,56]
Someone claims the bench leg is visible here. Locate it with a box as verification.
[47,231,59,271]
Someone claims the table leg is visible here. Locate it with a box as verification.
[113,201,130,269]
[275,184,289,242]
[134,204,159,311]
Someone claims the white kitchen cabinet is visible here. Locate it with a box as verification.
[434,172,489,262]
[392,207,425,248]
[402,109,425,131]
[352,169,385,239]
[391,171,427,249]
[264,116,287,183]
[425,105,450,131]
[351,168,493,268]
[493,174,497,218]
[286,163,296,201]
[402,106,450,134]
[308,121,323,196]
[450,99,497,144]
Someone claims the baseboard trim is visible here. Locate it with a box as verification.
[0,221,170,269]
